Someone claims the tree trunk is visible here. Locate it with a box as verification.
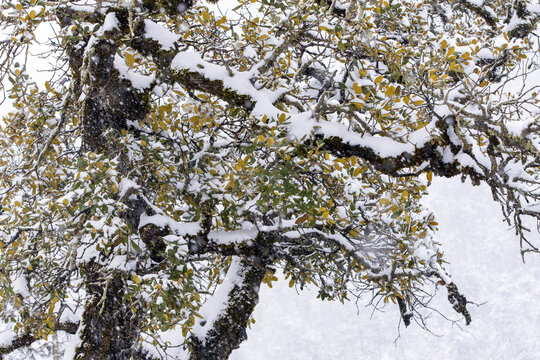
[188,257,267,360]
[75,262,151,360]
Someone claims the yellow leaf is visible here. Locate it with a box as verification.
[447,46,455,58]
[295,213,310,224]
[216,16,227,26]
[159,121,168,131]
[16,4,22,11]
[352,83,363,94]
[234,162,243,171]
[265,137,275,147]
[401,190,409,200]
[348,228,360,237]
[374,75,384,84]
[426,171,433,182]
[449,61,461,71]
[202,10,211,21]
[351,101,364,109]
[385,85,395,97]
[413,99,424,106]
[29,10,36,19]
[125,53,135,67]
[133,275,141,284]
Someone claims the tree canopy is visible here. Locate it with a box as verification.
[0,0,539,359]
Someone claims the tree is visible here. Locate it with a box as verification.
[0,0,539,358]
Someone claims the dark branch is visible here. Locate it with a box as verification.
[188,257,267,360]
[447,283,472,325]
[0,321,79,357]
[455,0,498,29]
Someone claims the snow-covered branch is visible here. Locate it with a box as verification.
[0,321,78,358]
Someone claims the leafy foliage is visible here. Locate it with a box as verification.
[0,0,539,358]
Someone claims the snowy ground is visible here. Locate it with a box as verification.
[231,178,540,360]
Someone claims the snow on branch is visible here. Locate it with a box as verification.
[0,322,79,358]
[189,257,267,360]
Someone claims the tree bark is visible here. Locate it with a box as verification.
[188,257,267,360]
[75,262,151,360]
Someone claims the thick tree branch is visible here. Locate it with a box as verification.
[507,0,540,39]
[64,4,489,183]
[455,0,498,29]
[0,321,79,358]
[76,263,150,360]
[188,257,268,360]
[446,282,472,325]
